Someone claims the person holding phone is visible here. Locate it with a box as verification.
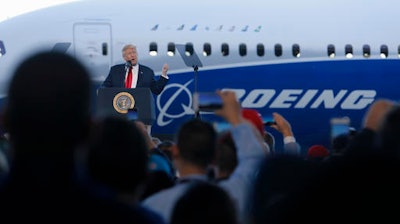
[142,90,266,223]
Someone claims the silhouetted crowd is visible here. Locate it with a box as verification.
[0,51,399,224]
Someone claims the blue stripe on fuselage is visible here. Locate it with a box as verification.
[153,59,400,153]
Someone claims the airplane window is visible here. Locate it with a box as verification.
[380,45,388,58]
[167,42,175,56]
[257,43,264,56]
[362,44,370,58]
[149,42,158,56]
[203,43,211,56]
[102,43,108,56]
[345,44,353,58]
[327,44,335,58]
[292,44,300,57]
[239,43,247,56]
[398,45,400,58]
[274,44,282,57]
[221,43,229,56]
[0,41,5,56]
[185,42,194,56]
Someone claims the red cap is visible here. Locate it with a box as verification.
[307,145,330,158]
[241,109,264,135]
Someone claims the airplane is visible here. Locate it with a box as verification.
[0,0,399,154]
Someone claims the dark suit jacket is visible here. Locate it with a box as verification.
[101,63,168,95]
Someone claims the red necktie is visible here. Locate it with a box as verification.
[125,66,132,88]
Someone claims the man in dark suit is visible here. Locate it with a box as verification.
[101,44,169,95]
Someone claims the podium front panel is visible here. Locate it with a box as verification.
[96,87,155,125]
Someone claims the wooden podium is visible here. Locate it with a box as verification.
[96,87,155,125]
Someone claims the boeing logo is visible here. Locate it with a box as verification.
[227,89,376,109]
[156,80,377,127]
[157,80,194,126]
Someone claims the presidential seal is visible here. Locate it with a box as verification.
[113,92,135,113]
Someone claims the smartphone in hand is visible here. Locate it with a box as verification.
[330,116,350,143]
[193,92,223,112]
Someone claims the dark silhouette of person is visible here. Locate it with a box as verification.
[251,99,400,224]
[87,116,166,223]
[0,51,155,223]
[171,181,239,224]
[250,154,319,224]
[377,104,400,158]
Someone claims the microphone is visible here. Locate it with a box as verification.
[125,61,132,71]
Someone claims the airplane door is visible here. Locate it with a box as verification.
[73,23,112,82]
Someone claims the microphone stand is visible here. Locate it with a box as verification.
[193,65,200,119]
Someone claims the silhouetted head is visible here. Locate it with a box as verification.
[176,119,217,169]
[331,133,350,155]
[250,154,320,224]
[378,105,400,157]
[158,139,175,160]
[4,51,91,151]
[216,130,237,179]
[88,116,148,195]
[171,181,238,224]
